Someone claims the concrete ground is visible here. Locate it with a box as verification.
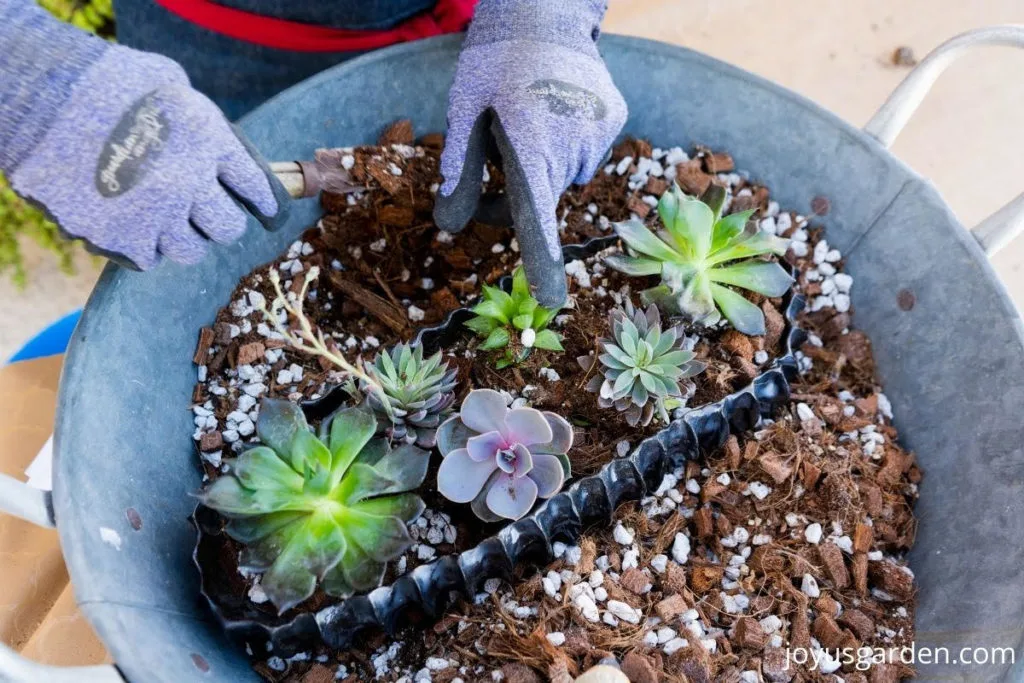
[1,0,1022,359]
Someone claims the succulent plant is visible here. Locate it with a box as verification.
[578,301,705,427]
[198,398,429,613]
[606,183,792,335]
[436,389,572,521]
[465,266,563,369]
[362,343,458,449]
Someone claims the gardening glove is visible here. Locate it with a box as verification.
[435,0,628,308]
[0,2,289,270]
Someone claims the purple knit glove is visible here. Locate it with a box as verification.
[1,3,286,270]
[435,0,627,307]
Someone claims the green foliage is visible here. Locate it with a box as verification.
[578,301,705,427]
[363,343,459,449]
[38,0,115,35]
[198,398,429,613]
[606,184,793,335]
[0,177,77,288]
[465,266,564,368]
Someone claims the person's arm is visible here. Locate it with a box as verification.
[434,0,627,307]
[0,1,287,270]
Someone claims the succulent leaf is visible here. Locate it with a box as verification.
[198,401,427,613]
[464,266,564,368]
[608,182,793,335]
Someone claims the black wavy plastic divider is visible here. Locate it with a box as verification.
[193,236,808,656]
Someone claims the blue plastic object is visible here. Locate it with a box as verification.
[7,309,82,364]
[47,34,1024,683]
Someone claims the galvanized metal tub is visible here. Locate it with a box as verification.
[2,28,1023,682]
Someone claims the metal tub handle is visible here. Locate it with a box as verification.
[864,25,1024,256]
[0,473,122,682]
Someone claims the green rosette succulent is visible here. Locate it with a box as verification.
[606,183,792,335]
[198,398,429,613]
[578,301,705,427]
[363,343,458,449]
[465,266,563,369]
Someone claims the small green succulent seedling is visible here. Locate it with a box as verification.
[465,266,563,368]
[606,183,792,335]
[363,343,459,449]
[578,301,706,427]
[198,398,429,613]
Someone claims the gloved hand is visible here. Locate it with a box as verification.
[435,0,628,308]
[0,3,288,270]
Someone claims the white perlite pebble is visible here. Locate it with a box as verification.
[426,657,450,671]
[656,627,677,644]
[747,482,772,500]
[754,350,769,364]
[520,328,537,348]
[672,533,691,564]
[643,631,659,647]
[685,478,700,494]
[834,294,851,313]
[796,402,816,422]
[613,523,635,546]
[408,305,426,322]
[801,573,821,598]
[546,632,565,647]
[574,593,600,622]
[663,638,689,655]
[650,554,669,574]
[537,367,560,382]
[805,522,823,544]
[760,615,783,633]
[606,600,642,624]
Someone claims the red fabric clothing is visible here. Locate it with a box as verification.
[153,0,477,52]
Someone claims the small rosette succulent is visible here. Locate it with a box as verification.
[465,266,563,368]
[198,398,429,613]
[578,301,705,427]
[436,389,572,521]
[606,183,793,335]
[363,343,458,449]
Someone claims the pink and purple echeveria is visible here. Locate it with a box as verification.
[436,389,573,521]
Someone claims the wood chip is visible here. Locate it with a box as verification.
[732,617,766,649]
[704,152,735,173]
[654,593,689,621]
[627,195,651,219]
[693,507,715,540]
[199,431,223,453]
[193,327,215,364]
[329,272,410,336]
[868,560,914,600]
[379,119,414,146]
[620,568,652,595]
[853,523,874,553]
[236,341,266,367]
[690,565,724,594]
[818,542,850,589]
[839,609,875,640]
[621,652,658,683]
[758,452,794,484]
[812,613,848,649]
[762,300,785,351]
[852,552,869,595]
